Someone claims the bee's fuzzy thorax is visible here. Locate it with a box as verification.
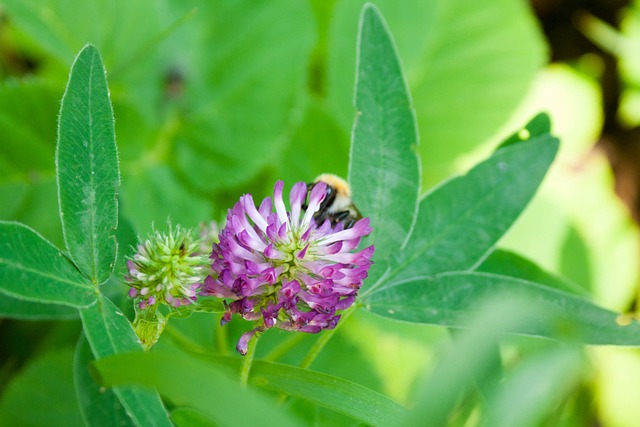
[314,173,352,199]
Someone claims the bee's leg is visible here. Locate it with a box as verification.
[332,210,356,229]
[302,182,314,211]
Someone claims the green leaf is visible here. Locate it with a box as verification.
[92,351,303,427]
[201,355,406,426]
[248,359,407,427]
[57,44,119,285]
[120,165,210,235]
[327,0,546,186]
[0,349,84,427]
[80,295,172,427]
[0,294,78,319]
[402,296,538,426]
[496,112,551,150]
[174,0,315,192]
[0,221,95,307]
[171,408,217,427]
[481,347,583,427]
[349,4,420,262]
[366,272,640,345]
[372,134,558,291]
[74,334,134,427]
[476,249,588,297]
[0,80,59,177]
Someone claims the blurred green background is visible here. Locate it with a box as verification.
[2,0,640,425]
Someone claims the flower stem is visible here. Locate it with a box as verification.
[299,305,356,370]
[239,335,258,387]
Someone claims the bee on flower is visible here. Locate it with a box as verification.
[204,178,374,355]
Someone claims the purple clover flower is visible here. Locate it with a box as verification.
[204,180,374,354]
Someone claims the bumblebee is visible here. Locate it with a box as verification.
[306,173,362,229]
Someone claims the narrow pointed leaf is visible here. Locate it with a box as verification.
[80,296,171,427]
[57,44,119,285]
[367,272,640,345]
[376,134,558,290]
[349,4,420,263]
[0,221,95,307]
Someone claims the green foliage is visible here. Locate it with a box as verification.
[80,295,171,426]
[0,1,637,426]
[0,221,95,307]
[57,44,119,284]
[349,4,420,262]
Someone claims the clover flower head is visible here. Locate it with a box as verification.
[126,224,210,310]
[204,180,374,354]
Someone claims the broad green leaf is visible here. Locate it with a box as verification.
[349,4,420,262]
[327,0,546,186]
[80,295,172,427]
[74,334,134,427]
[372,134,558,291]
[0,294,78,319]
[0,221,95,307]
[0,349,84,427]
[174,0,315,192]
[92,351,302,427]
[57,44,120,284]
[481,347,583,427]
[402,296,537,426]
[367,272,640,345]
[476,249,588,297]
